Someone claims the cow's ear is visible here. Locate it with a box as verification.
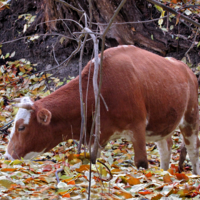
[37,108,52,125]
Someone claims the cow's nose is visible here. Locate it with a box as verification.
[4,156,9,160]
[4,152,13,160]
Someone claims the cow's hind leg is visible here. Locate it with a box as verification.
[179,125,200,175]
[156,136,173,170]
[178,142,187,172]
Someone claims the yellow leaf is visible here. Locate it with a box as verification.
[155,5,163,13]
[19,67,25,73]
[11,160,23,165]
[111,168,122,174]
[0,179,14,189]
[76,165,90,173]
[126,175,140,185]
[60,36,66,44]
[0,115,6,122]
[163,174,172,183]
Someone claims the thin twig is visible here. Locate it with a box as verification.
[100,94,109,112]
[92,16,168,25]
[185,28,199,62]
[36,19,83,30]
[97,160,113,182]
[52,44,59,65]
[0,32,76,45]
[78,13,88,154]
[55,168,64,183]
[88,0,93,29]
[54,0,84,14]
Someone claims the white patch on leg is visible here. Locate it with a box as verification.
[9,97,33,140]
[184,134,200,175]
[156,139,171,170]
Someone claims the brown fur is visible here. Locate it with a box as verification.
[6,45,199,173]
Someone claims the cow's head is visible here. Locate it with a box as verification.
[4,97,53,160]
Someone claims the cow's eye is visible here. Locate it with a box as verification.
[18,126,25,131]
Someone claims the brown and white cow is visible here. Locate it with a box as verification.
[5,45,200,174]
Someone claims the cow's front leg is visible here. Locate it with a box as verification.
[156,136,173,170]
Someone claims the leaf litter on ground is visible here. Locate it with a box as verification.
[0,48,200,199]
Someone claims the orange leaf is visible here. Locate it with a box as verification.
[46,169,57,176]
[175,13,180,25]
[120,191,132,198]
[67,180,75,185]
[175,173,189,181]
[138,190,152,195]
[171,0,178,3]
[62,193,70,197]
[39,186,50,193]
[59,191,70,197]
[111,168,122,173]
[163,174,172,184]
[1,168,16,172]
[42,164,52,172]
[168,164,179,175]
[145,172,152,178]
[62,177,73,183]
[24,177,34,183]
[76,165,90,173]
[126,175,140,185]
[68,154,80,161]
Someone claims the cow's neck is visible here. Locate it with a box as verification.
[38,76,94,145]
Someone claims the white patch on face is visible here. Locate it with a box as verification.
[108,130,134,142]
[156,139,171,170]
[9,97,33,140]
[24,149,46,160]
[4,151,14,161]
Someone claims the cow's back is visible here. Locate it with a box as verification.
[81,45,198,143]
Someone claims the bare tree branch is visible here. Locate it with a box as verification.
[78,13,88,154]
[147,0,200,28]
[54,0,84,14]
